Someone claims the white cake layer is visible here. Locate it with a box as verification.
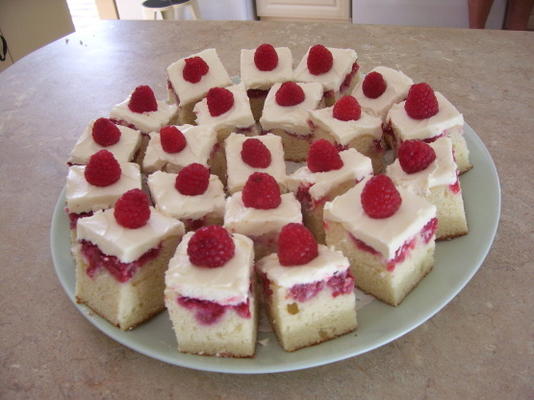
[260,82,323,135]
[110,98,177,134]
[167,48,232,105]
[147,171,225,220]
[76,207,184,263]
[66,162,142,214]
[324,176,437,260]
[240,46,293,90]
[287,148,373,201]
[166,232,254,305]
[353,66,414,120]
[224,192,302,237]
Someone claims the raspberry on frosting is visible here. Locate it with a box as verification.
[183,56,209,83]
[307,44,333,76]
[187,225,235,268]
[84,149,122,187]
[241,138,271,168]
[275,82,305,107]
[160,126,186,154]
[361,175,402,219]
[128,85,158,113]
[207,87,234,117]
[398,140,436,174]
[175,163,210,196]
[114,189,151,229]
[278,223,319,266]
[254,44,278,72]
[242,172,281,210]
[362,71,387,99]
[307,139,343,172]
[332,95,361,121]
[404,83,439,120]
[92,118,121,147]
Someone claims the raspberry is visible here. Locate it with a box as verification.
[332,95,361,121]
[128,85,158,113]
[254,44,278,71]
[92,118,121,147]
[175,163,210,196]
[84,149,121,187]
[404,82,439,120]
[307,139,343,172]
[275,82,304,107]
[207,87,234,117]
[242,172,281,210]
[307,44,333,75]
[398,140,436,174]
[241,138,271,168]
[114,189,151,229]
[362,71,387,99]
[187,226,235,268]
[361,175,402,219]
[160,126,186,153]
[182,56,209,83]
[278,223,318,266]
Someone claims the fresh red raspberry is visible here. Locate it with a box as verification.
[242,172,281,210]
[398,140,436,174]
[84,149,121,187]
[114,189,151,229]
[307,44,333,75]
[275,82,305,106]
[92,118,121,147]
[254,44,278,71]
[187,226,235,268]
[207,87,234,117]
[278,223,319,266]
[175,163,210,196]
[241,138,271,168]
[182,56,209,83]
[128,85,158,113]
[404,82,439,120]
[307,139,343,172]
[361,175,402,219]
[160,126,186,153]
[332,95,361,121]
[362,71,387,99]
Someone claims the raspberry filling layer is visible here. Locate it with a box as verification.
[422,132,445,144]
[235,125,255,134]
[177,296,251,325]
[295,184,327,210]
[339,62,360,93]
[247,89,269,99]
[449,179,461,194]
[81,240,161,282]
[67,209,94,229]
[288,269,355,302]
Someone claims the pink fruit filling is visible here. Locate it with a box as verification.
[423,132,445,143]
[327,269,355,297]
[81,240,160,283]
[177,296,250,325]
[339,62,360,93]
[235,125,255,134]
[289,281,325,302]
[449,179,461,194]
[247,88,269,99]
[67,209,94,229]
[295,184,326,210]
[109,118,140,133]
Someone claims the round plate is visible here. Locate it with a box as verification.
[50,123,500,374]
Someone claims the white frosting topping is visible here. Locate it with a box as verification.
[193,83,255,130]
[294,47,358,92]
[386,91,464,140]
[257,245,350,287]
[142,124,217,173]
[165,232,254,305]
[65,162,141,213]
[287,149,373,201]
[309,107,382,146]
[353,66,414,120]
[224,192,302,237]
[68,121,142,165]
[77,207,183,263]
[225,132,287,193]
[110,98,177,134]
[259,82,323,135]
[166,48,232,105]
[240,47,293,90]
[324,177,437,260]
[386,137,458,195]
[147,171,225,220]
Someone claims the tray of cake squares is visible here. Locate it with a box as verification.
[51,44,500,373]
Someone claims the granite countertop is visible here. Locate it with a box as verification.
[0,21,532,399]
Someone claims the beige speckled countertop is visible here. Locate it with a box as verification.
[0,21,532,399]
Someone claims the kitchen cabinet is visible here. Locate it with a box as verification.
[256,0,351,22]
